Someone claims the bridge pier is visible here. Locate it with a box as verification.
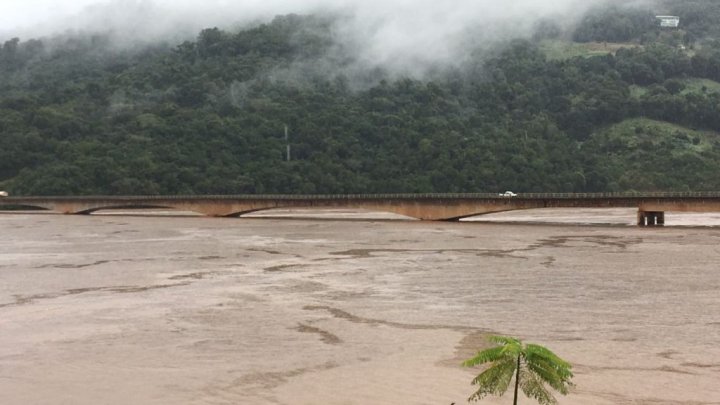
[637,211,665,227]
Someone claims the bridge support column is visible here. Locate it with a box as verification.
[637,211,665,227]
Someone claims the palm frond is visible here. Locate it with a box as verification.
[489,335,522,358]
[488,335,522,348]
[525,344,572,370]
[519,369,558,405]
[467,358,516,402]
[462,346,509,367]
[525,359,573,394]
[524,344,574,392]
[467,381,497,402]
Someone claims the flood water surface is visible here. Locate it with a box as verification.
[1,210,719,404]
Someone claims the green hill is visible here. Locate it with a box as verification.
[3,2,720,195]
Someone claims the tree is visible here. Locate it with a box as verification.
[462,336,574,405]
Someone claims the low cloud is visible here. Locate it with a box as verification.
[1,0,640,76]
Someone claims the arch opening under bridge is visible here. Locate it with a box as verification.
[0,204,50,212]
[80,205,178,215]
[238,206,418,221]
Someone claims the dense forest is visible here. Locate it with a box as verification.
[3,0,720,195]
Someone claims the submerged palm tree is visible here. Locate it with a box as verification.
[462,336,574,405]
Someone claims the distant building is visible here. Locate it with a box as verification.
[656,15,680,28]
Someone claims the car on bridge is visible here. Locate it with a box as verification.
[0,191,8,197]
[499,191,517,197]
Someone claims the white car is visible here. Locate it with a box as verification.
[499,191,517,197]
[0,191,8,197]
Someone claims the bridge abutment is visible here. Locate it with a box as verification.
[637,211,665,227]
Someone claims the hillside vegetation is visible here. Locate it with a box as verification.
[3,1,720,195]
[583,118,720,191]
[539,40,639,61]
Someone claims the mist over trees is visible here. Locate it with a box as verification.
[2,0,720,195]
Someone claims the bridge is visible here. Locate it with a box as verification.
[4,193,720,226]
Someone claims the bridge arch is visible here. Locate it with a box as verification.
[75,204,178,215]
[223,202,449,220]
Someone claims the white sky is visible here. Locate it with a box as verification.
[0,0,96,30]
[0,0,322,33]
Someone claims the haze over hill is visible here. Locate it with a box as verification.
[2,0,616,74]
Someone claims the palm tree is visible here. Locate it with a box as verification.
[462,336,574,405]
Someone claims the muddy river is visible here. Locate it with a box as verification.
[1,209,719,404]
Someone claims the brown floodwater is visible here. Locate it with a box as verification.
[1,209,719,405]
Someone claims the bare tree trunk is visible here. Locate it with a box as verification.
[513,355,521,405]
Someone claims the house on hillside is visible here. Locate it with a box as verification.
[656,15,680,28]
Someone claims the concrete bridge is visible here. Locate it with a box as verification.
[4,193,720,226]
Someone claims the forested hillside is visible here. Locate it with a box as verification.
[3,1,720,195]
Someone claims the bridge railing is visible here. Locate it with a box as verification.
[6,191,720,201]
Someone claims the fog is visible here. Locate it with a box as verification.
[1,0,649,76]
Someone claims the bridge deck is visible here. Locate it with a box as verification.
[5,192,720,201]
[3,193,720,225]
